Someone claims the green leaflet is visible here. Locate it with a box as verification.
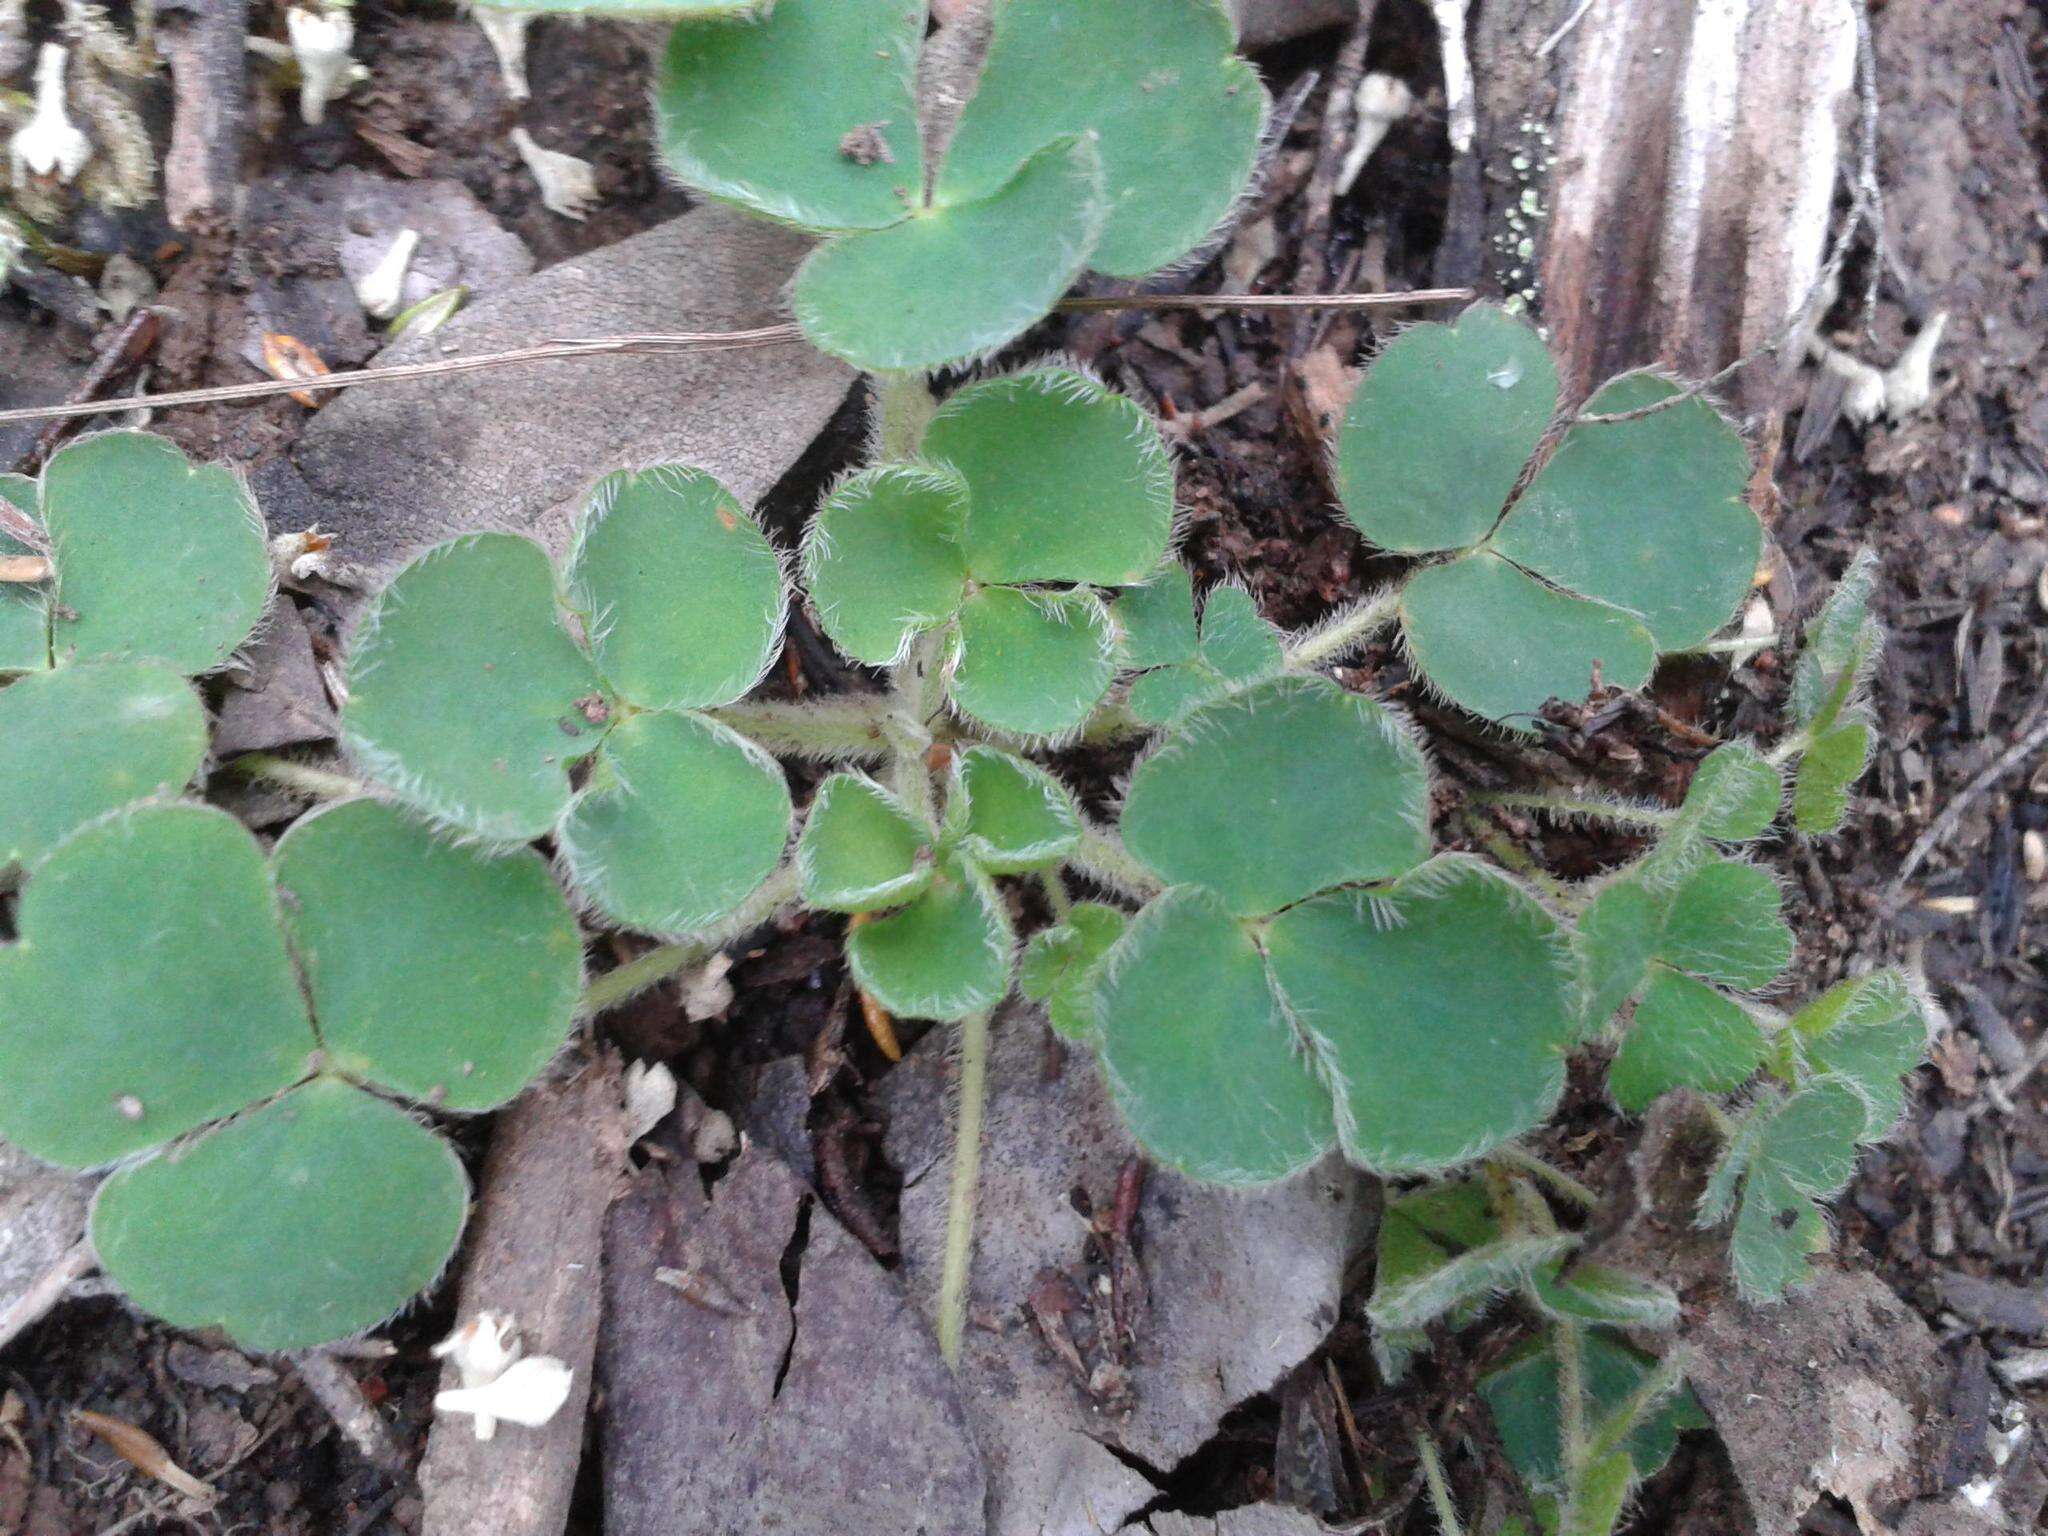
[949,586,1117,737]
[1607,968,1766,1113]
[1399,552,1657,729]
[798,773,934,913]
[1367,1233,1576,1334]
[1120,676,1430,917]
[92,1080,469,1354]
[1678,742,1782,844]
[1791,547,1880,730]
[0,662,207,873]
[1267,859,1576,1174]
[1019,902,1127,1041]
[1479,1332,1706,1495]
[0,803,313,1168]
[845,852,1012,1020]
[1123,582,1286,727]
[792,136,1107,372]
[653,0,926,232]
[947,745,1081,871]
[42,432,272,675]
[802,463,972,667]
[274,799,585,1111]
[1095,885,1336,1186]
[1792,718,1873,834]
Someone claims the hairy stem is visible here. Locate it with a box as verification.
[1556,1319,1590,1483]
[872,370,936,462]
[937,1007,993,1366]
[1689,631,1778,655]
[1471,789,1675,829]
[1585,1348,1689,1467]
[577,865,797,1017]
[224,752,366,800]
[710,696,892,761]
[1040,868,1073,922]
[1413,1428,1466,1536]
[1491,1144,1600,1209]
[1073,699,1152,747]
[1067,823,1165,901]
[1284,587,1400,671]
[1765,730,1810,768]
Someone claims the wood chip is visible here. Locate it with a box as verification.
[261,332,332,408]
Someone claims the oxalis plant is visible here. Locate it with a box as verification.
[0,9,1927,1518]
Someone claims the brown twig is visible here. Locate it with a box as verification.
[1287,0,1380,359]
[14,308,160,473]
[0,291,1474,428]
[1885,682,2048,909]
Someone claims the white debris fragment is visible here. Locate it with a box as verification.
[510,127,599,221]
[678,951,735,1023]
[432,1312,572,1440]
[1810,312,1950,427]
[434,1355,574,1437]
[353,228,419,320]
[621,1059,678,1146]
[285,5,360,127]
[470,5,537,102]
[1337,74,1415,196]
[10,44,91,186]
[97,252,155,323]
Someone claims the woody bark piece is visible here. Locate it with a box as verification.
[419,1051,629,1536]
[159,0,251,234]
[1528,0,1858,416]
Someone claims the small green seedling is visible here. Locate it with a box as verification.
[648,0,1267,369]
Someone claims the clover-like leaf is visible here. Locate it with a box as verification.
[1125,583,1285,727]
[1337,305,1559,554]
[1495,374,1758,651]
[1792,718,1872,834]
[1789,971,1925,1138]
[1480,1332,1706,1495]
[91,1079,468,1353]
[1528,1262,1681,1330]
[1607,967,1766,1113]
[344,534,607,843]
[1266,858,1576,1173]
[0,803,314,1168]
[1658,856,1792,991]
[1121,676,1429,917]
[0,662,207,873]
[947,745,1080,871]
[1678,742,1782,844]
[565,466,784,712]
[923,367,1174,588]
[653,0,926,232]
[42,431,271,674]
[792,135,1107,372]
[1018,902,1125,1041]
[558,709,792,936]
[802,463,972,667]
[797,772,933,913]
[1399,552,1657,728]
[274,799,584,1111]
[845,851,1011,1020]
[1095,885,1336,1185]
[937,0,1266,277]
[1113,564,1198,670]
[0,473,45,672]
[948,585,1116,737]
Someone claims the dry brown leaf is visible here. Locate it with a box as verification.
[261,332,332,408]
[73,1409,218,1505]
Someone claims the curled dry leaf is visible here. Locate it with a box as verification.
[73,1409,217,1505]
[261,333,332,409]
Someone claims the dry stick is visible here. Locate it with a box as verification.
[15,308,160,475]
[1287,0,1380,359]
[294,1351,406,1473]
[0,1239,95,1353]
[1885,686,2048,909]
[0,292,1472,429]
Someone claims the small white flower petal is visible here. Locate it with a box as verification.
[286,6,358,126]
[434,1355,574,1435]
[470,6,536,101]
[10,44,91,185]
[354,228,419,320]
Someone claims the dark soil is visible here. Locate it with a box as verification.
[4,2,2046,1533]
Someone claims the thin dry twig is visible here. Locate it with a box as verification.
[1288,0,1380,358]
[1885,683,2048,909]
[293,1351,405,1472]
[0,291,1472,428]
[0,1240,95,1353]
